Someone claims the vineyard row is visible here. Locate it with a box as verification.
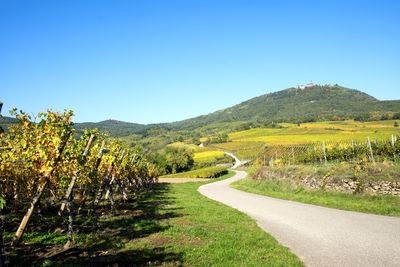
[0,109,159,264]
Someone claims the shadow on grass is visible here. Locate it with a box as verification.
[6,183,184,266]
[48,247,183,267]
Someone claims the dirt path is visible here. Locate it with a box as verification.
[199,170,400,267]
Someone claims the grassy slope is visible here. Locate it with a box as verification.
[231,178,400,217]
[5,172,303,266]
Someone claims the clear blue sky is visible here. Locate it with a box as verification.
[1,0,399,123]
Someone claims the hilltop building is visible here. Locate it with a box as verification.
[297,81,315,89]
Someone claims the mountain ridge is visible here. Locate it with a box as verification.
[166,85,400,129]
[2,85,400,136]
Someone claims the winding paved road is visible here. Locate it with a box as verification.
[198,170,400,267]
[224,152,243,169]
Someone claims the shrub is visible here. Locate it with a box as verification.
[161,166,228,178]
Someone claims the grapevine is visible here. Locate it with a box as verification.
[0,109,160,255]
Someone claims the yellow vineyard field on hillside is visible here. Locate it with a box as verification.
[205,120,400,160]
[193,150,226,163]
[229,120,400,145]
[167,142,227,163]
[209,142,265,160]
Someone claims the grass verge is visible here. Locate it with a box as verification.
[5,173,303,266]
[231,178,400,217]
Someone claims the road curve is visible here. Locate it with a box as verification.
[224,152,243,169]
[198,170,400,267]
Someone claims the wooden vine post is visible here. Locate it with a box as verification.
[105,150,126,213]
[77,141,108,215]
[115,178,128,202]
[60,134,95,249]
[292,147,295,165]
[322,142,327,165]
[105,150,125,200]
[367,137,375,163]
[92,146,119,226]
[13,131,72,246]
[64,188,74,250]
[391,135,397,161]
[59,134,96,216]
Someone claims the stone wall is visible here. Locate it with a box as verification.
[301,176,400,196]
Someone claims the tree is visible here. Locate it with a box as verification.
[353,113,371,122]
[393,112,400,120]
[209,133,230,144]
[164,146,194,174]
[380,113,390,121]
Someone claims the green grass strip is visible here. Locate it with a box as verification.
[232,178,400,217]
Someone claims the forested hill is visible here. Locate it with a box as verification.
[0,116,148,136]
[74,120,148,136]
[2,85,400,136]
[168,85,400,129]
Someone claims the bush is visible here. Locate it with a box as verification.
[161,166,228,178]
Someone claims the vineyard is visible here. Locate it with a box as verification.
[193,151,226,163]
[259,136,400,165]
[0,109,158,264]
[201,120,400,162]
[208,141,265,161]
[229,120,400,145]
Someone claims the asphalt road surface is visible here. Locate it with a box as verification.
[199,170,400,267]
